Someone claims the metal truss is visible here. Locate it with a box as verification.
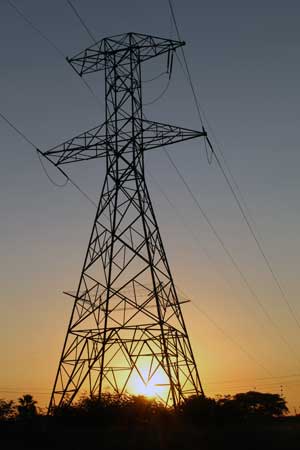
[46,32,206,411]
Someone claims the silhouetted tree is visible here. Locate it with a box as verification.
[181,391,288,425]
[0,399,15,420]
[17,394,38,419]
[50,390,288,429]
[181,395,217,424]
[232,391,288,418]
[52,393,170,428]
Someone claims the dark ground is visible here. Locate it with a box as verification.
[1,417,300,450]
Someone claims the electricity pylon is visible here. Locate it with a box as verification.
[43,33,206,411]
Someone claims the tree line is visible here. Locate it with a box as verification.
[0,391,288,424]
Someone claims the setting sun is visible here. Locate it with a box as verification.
[127,367,169,401]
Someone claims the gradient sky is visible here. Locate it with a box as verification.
[1,0,300,411]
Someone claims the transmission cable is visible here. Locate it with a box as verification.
[167,0,300,332]
[143,71,167,83]
[0,114,294,394]
[66,0,172,109]
[145,124,299,366]
[66,0,97,44]
[36,151,68,188]
[164,148,300,367]
[0,111,36,148]
[62,0,300,359]
[6,0,102,109]
[167,0,204,127]
[7,0,65,59]
[0,110,67,187]
[176,43,300,330]
[6,0,298,382]
[51,3,281,376]
[192,304,272,376]
[0,110,103,210]
[0,107,279,380]
[147,169,286,350]
[144,77,172,106]
[205,372,300,386]
[195,104,259,220]
[206,135,300,330]
[175,285,273,376]
[2,372,300,395]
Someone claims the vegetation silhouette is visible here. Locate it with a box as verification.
[181,391,288,425]
[0,391,299,450]
[0,399,15,420]
[16,394,38,419]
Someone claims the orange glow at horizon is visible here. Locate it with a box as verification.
[127,367,169,401]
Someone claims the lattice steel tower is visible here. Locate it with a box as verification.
[43,33,206,411]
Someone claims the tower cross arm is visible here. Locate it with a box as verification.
[41,122,109,166]
[67,33,184,76]
[141,119,207,151]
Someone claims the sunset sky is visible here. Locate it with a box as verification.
[1,0,300,412]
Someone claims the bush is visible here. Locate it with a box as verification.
[0,399,15,420]
[17,394,38,419]
[181,395,217,424]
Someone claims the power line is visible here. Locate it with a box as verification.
[206,373,300,386]
[0,110,99,210]
[143,71,167,83]
[5,1,105,204]
[0,111,36,148]
[6,0,102,108]
[148,166,300,387]
[0,101,99,204]
[66,1,173,110]
[0,107,278,388]
[7,0,65,59]
[206,136,300,331]
[2,372,300,394]
[167,0,204,127]
[0,390,50,395]
[180,294,300,390]
[0,109,69,189]
[163,149,300,367]
[144,77,172,106]
[37,151,68,188]
[4,0,299,398]
[66,176,97,208]
[147,170,295,360]
[195,107,260,223]
[174,289,273,378]
[66,0,97,44]
[186,294,273,377]
[37,153,97,208]
[167,0,300,332]
[9,0,297,338]
[205,381,296,392]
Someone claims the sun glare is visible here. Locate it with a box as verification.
[128,367,169,400]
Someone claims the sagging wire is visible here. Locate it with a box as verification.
[166,48,174,79]
[0,109,101,211]
[36,149,98,207]
[0,110,68,187]
[203,128,213,165]
[143,71,167,83]
[167,0,300,333]
[37,150,69,187]
[144,78,171,106]
[144,49,175,106]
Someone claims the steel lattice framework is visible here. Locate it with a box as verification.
[44,32,206,411]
